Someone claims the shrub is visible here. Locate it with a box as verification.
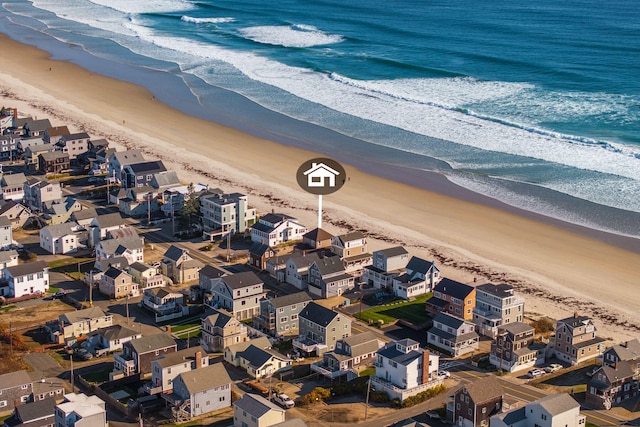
[370,391,390,403]
[531,317,555,334]
[299,387,332,406]
[390,384,446,408]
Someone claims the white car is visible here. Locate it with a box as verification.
[545,363,563,373]
[438,370,451,378]
[272,393,295,409]
[527,368,545,378]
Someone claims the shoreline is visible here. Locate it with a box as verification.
[1,32,639,343]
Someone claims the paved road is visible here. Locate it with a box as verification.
[24,352,64,378]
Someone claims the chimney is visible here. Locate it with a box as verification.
[574,311,578,318]
[421,349,430,384]
[195,351,203,368]
[614,361,618,370]
[166,325,171,334]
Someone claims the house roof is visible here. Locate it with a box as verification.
[590,361,634,387]
[226,336,271,356]
[61,307,107,325]
[95,212,125,229]
[2,172,26,186]
[534,393,580,415]
[24,118,51,132]
[234,393,284,418]
[476,283,514,298]
[499,322,533,336]
[178,363,231,395]
[204,310,235,329]
[128,333,176,354]
[6,260,48,278]
[129,261,154,274]
[340,332,381,357]
[12,396,56,426]
[377,344,423,366]
[155,346,207,369]
[303,227,334,242]
[299,302,339,326]
[163,245,187,261]
[249,243,276,257]
[62,132,90,141]
[95,257,129,272]
[199,264,229,280]
[313,255,345,276]
[152,170,180,188]
[237,345,279,368]
[558,314,593,329]
[129,160,166,174]
[460,376,503,404]
[46,126,70,137]
[147,287,181,299]
[0,370,32,390]
[104,267,131,280]
[493,407,526,425]
[376,246,409,258]
[91,324,139,342]
[287,252,320,269]
[223,271,263,290]
[251,221,275,234]
[39,151,68,161]
[405,256,436,275]
[112,149,144,166]
[42,222,76,238]
[334,231,365,246]
[107,226,138,240]
[98,235,144,254]
[269,291,313,309]
[607,339,640,361]
[259,213,296,226]
[0,215,11,227]
[72,207,97,221]
[433,278,474,300]
[433,313,465,329]
[0,249,18,263]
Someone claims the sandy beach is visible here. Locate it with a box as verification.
[0,33,638,343]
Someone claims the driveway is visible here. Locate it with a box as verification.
[24,352,64,377]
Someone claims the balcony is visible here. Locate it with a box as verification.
[311,362,345,379]
[293,338,327,354]
[113,353,136,375]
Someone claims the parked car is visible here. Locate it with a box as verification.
[527,368,545,378]
[545,363,563,373]
[74,348,93,361]
[438,370,451,378]
[52,291,66,299]
[272,393,295,409]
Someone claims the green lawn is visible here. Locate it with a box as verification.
[356,294,432,325]
[171,323,200,333]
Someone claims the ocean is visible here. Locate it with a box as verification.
[1,0,639,240]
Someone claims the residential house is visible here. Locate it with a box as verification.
[1,173,26,201]
[426,278,476,321]
[293,302,351,356]
[553,313,605,365]
[118,186,159,218]
[254,291,312,337]
[362,246,410,289]
[330,231,372,275]
[38,151,69,175]
[3,396,56,427]
[0,249,19,270]
[163,363,232,422]
[392,257,440,299]
[236,345,292,379]
[88,212,127,246]
[473,283,525,338]
[86,257,129,288]
[491,393,585,427]
[42,197,81,226]
[114,333,177,376]
[161,245,204,284]
[200,191,256,239]
[586,361,637,410]
[23,178,62,212]
[200,309,248,353]
[39,222,78,255]
[150,346,209,395]
[372,339,441,402]
[99,267,138,299]
[224,336,272,366]
[250,213,306,247]
[0,200,31,229]
[22,118,51,138]
[54,393,107,427]
[0,215,12,249]
[196,264,229,300]
[122,160,166,188]
[233,393,285,427]
[128,261,164,289]
[141,287,186,321]
[55,132,90,163]
[264,255,289,283]
[427,313,479,357]
[446,376,504,427]
[307,255,354,298]
[0,370,33,409]
[311,331,383,381]
[24,142,52,171]
[601,338,640,368]
[107,149,144,184]
[248,243,277,271]
[205,271,266,320]
[17,136,45,154]
[43,125,70,143]
[150,170,181,191]
[46,307,113,345]
[0,134,19,161]
[284,252,320,290]
[85,324,142,355]
[295,227,334,255]
[95,234,144,265]
[0,261,49,299]
[71,207,97,228]
[31,378,65,403]
[489,322,545,373]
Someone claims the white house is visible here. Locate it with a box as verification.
[284,252,320,289]
[372,339,441,402]
[392,256,440,298]
[95,234,144,265]
[1,260,49,298]
[250,213,307,247]
[491,393,585,427]
[233,393,285,427]
[0,249,19,269]
[84,324,141,355]
[0,215,13,249]
[55,393,107,427]
[23,178,62,211]
[205,271,266,321]
[150,347,209,395]
[39,222,79,255]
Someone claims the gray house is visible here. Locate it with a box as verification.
[254,291,313,337]
[206,271,266,320]
[362,246,410,289]
[307,255,355,298]
[285,252,320,289]
[0,370,33,409]
[293,302,352,356]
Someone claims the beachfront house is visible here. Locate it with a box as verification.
[362,246,410,289]
[254,291,312,337]
[391,256,440,299]
[122,160,167,189]
[22,118,52,137]
[372,339,441,402]
[293,302,351,356]
[331,231,372,275]
[489,322,545,373]
[205,271,265,320]
[200,309,248,353]
[295,227,334,255]
[38,151,70,175]
[307,255,355,298]
[0,261,50,299]
[553,313,606,365]
[43,125,70,143]
[107,149,144,183]
[427,313,479,357]
[200,191,256,240]
[250,213,307,247]
[55,132,90,163]
[446,376,504,427]
[426,277,476,321]
[473,283,525,338]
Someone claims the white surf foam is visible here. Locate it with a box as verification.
[237,24,344,48]
[181,16,235,24]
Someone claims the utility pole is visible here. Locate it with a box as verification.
[89,270,93,307]
[364,376,371,421]
[9,319,12,357]
[170,193,175,236]
[126,294,130,325]
[147,192,152,225]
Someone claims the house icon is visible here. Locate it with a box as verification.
[303,162,340,188]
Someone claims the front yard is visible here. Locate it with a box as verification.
[356,294,432,326]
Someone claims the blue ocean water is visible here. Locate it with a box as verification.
[1,0,639,239]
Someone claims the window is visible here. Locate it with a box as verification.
[0,401,6,408]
